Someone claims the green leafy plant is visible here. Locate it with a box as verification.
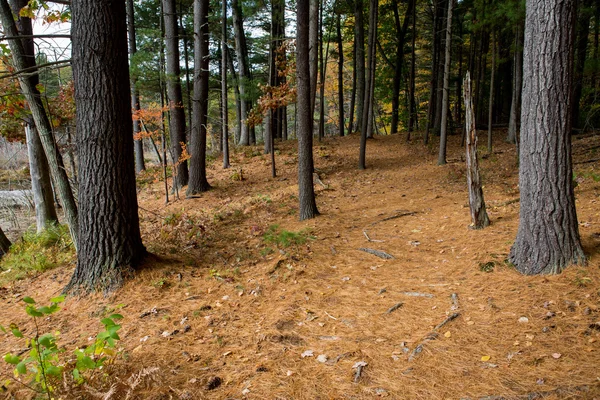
[1,296,123,398]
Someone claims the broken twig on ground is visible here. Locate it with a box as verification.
[386,302,403,314]
[358,248,395,259]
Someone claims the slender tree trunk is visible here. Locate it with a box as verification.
[464,72,489,229]
[336,12,344,137]
[68,0,146,292]
[437,0,453,165]
[390,0,414,135]
[425,0,441,144]
[297,0,319,220]
[309,0,319,116]
[572,0,592,131]
[187,0,211,195]
[232,0,252,146]
[454,14,462,131]
[126,0,145,173]
[0,0,78,247]
[487,30,495,153]
[26,124,58,231]
[359,0,378,168]
[222,0,230,169]
[509,0,585,275]
[354,0,366,134]
[407,0,417,138]
[227,46,242,145]
[162,0,188,188]
[507,25,523,144]
[180,3,193,134]
[348,36,357,135]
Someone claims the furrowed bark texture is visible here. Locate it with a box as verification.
[0,0,78,246]
[297,0,319,221]
[162,0,188,188]
[509,0,585,275]
[68,0,146,292]
[187,0,211,195]
[463,72,489,229]
[0,226,10,257]
[126,0,145,173]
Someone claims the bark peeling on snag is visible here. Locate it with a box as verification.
[509,0,585,275]
[67,0,146,293]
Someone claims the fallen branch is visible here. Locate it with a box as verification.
[385,302,403,314]
[371,211,417,226]
[451,293,459,310]
[409,312,461,362]
[313,172,327,188]
[400,292,434,298]
[363,229,384,243]
[492,198,519,208]
[574,158,600,165]
[352,361,368,383]
[358,248,395,259]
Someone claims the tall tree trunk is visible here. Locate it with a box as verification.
[572,0,593,131]
[354,0,366,134]
[425,0,441,144]
[309,0,319,116]
[232,0,252,146]
[126,0,145,173]
[509,0,585,275]
[0,0,78,247]
[181,4,193,135]
[390,0,413,135]
[187,0,211,195]
[437,0,453,165]
[336,11,344,137]
[359,0,378,168]
[9,0,58,231]
[222,0,230,169]
[407,0,417,138]
[487,30,495,153]
[227,46,242,145]
[348,35,357,135]
[68,0,146,292]
[454,13,462,131]
[297,0,319,220]
[507,24,523,144]
[464,72,489,229]
[162,0,188,188]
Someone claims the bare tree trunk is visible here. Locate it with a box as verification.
[297,0,319,220]
[348,36,357,135]
[407,0,417,139]
[509,0,585,275]
[0,0,78,247]
[227,47,242,145]
[126,0,145,173]
[463,72,489,229]
[354,0,366,134]
[507,25,523,144]
[309,0,319,116]
[336,11,344,137]
[487,30,495,153]
[572,0,593,131]
[162,0,189,188]
[437,0,453,165]
[187,0,211,195]
[359,0,378,169]
[232,0,252,146]
[222,0,230,169]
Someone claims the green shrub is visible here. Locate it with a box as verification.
[263,224,313,248]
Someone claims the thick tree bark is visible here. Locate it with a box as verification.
[162,0,188,188]
[9,0,58,231]
[297,0,319,221]
[507,25,523,144]
[425,0,442,144]
[509,0,585,275]
[437,0,453,165]
[187,0,211,195]
[309,0,319,115]
[336,12,344,137]
[126,0,145,173]
[359,0,378,169]
[0,0,79,247]
[463,72,489,229]
[407,0,417,138]
[68,0,146,292]
[354,0,366,134]
[221,0,230,169]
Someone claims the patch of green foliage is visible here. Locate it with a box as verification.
[263,224,314,248]
[0,224,75,285]
[1,296,122,397]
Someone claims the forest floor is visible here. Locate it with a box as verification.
[1,131,600,399]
